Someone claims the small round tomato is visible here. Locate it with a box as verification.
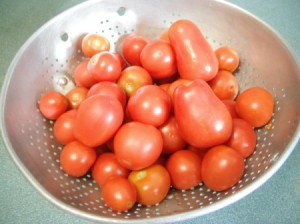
[88,52,122,82]
[73,60,96,88]
[92,152,130,187]
[39,91,69,120]
[235,87,274,127]
[81,33,110,57]
[66,87,88,109]
[114,121,163,170]
[201,145,244,191]
[140,39,177,79]
[122,34,150,66]
[127,85,171,127]
[222,99,239,118]
[60,141,97,177]
[101,177,137,212]
[128,164,171,206]
[166,150,202,190]
[117,66,153,97]
[208,70,239,100]
[53,110,77,145]
[215,46,240,72]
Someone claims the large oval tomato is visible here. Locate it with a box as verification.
[73,60,96,88]
[81,33,110,57]
[128,164,171,206]
[201,145,244,191]
[114,121,163,170]
[66,86,88,109]
[215,46,239,72]
[168,19,218,81]
[173,79,232,148]
[73,95,124,147]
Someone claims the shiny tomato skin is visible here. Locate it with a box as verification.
[81,33,110,57]
[114,121,163,170]
[166,150,202,190]
[66,87,88,109]
[73,60,96,88]
[168,19,218,81]
[235,87,274,127]
[215,46,240,72]
[127,85,171,127]
[101,177,137,212]
[128,164,171,206]
[173,79,233,148]
[201,145,244,191]
[60,141,97,177]
[73,95,124,147]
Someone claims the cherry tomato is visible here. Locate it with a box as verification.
[215,46,239,72]
[73,95,124,147]
[140,39,177,79]
[81,33,110,57]
[92,152,130,187]
[101,177,137,212]
[168,19,218,81]
[88,52,122,82]
[122,34,150,66]
[128,164,171,206]
[73,60,96,88]
[225,118,257,158]
[127,85,171,127]
[208,70,239,100]
[222,99,239,118]
[235,87,274,127]
[114,121,163,170]
[166,150,202,190]
[201,145,244,191]
[117,66,152,97]
[39,90,69,120]
[66,87,88,109]
[60,141,97,177]
[53,109,77,145]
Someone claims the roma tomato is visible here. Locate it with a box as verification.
[66,86,88,109]
[235,87,274,127]
[215,46,239,72]
[168,19,218,81]
[101,177,137,212]
[201,145,244,191]
[60,141,97,177]
[73,95,124,147]
[81,33,110,57]
[73,60,96,88]
[127,85,171,127]
[173,79,232,148]
[166,150,202,190]
[39,90,69,120]
[114,121,163,170]
[92,152,130,187]
[140,39,177,79]
[128,164,171,206]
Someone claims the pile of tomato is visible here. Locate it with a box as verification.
[38,19,275,212]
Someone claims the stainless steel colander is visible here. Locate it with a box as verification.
[1,0,300,223]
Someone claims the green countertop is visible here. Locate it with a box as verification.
[0,0,299,223]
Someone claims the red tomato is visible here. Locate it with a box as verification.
[222,99,239,118]
[225,118,257,158]
[128,164,171,206]
[117,66,153,97]
[208,70,239,100]
[87,81,127,109]
[127,85,171,127]
[60,141,97,177]
[88,52,122,82]
[122,34,150,66]
[168,19,218,81]
[39,91,69,120]
[101,177,137,212]
[159,116,186,154]
[167,78,191,103]
[73,60,96,88]
[66,87,88,109]
[73,95,124,147]
[201,145,244,191]
[92,152,130,187]
[166,150,202,190]
[113,53,127,70]
[81,33,110,57]
[215,46,239,72]
[53,109,77,145]
[114,121,163,170]
[173,79,233,148]
[140,39,177,79]
[235,87,274,127]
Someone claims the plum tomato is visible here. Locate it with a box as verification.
[215,46,240,72]
[73,60,96,88]
[81,33,110,57]
[66,86,88,109]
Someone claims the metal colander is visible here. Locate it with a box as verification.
[1,0,299,223]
